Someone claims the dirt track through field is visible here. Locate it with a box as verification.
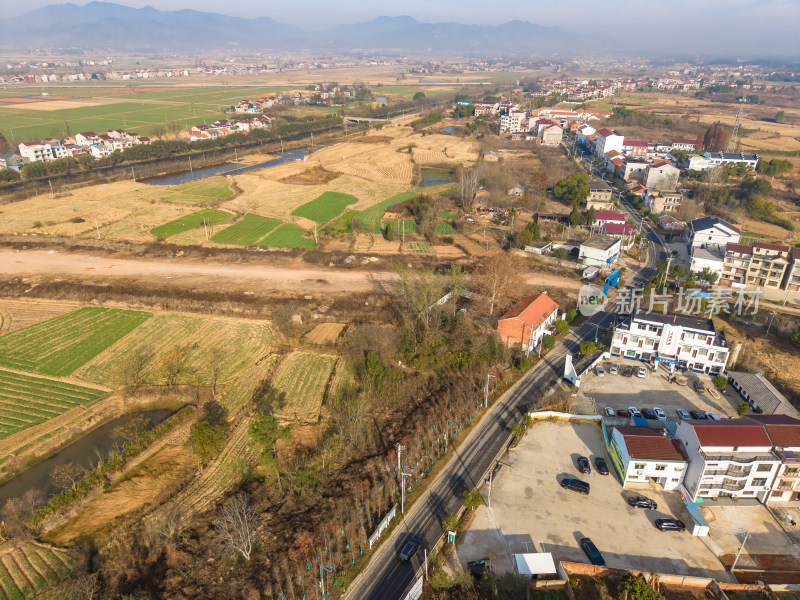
[0,250,583,296]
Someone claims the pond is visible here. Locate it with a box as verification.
[0,408,175,508]
[420,167,453,187]
[143,148,313,185]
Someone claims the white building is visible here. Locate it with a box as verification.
[18,141,53,163]
[747,415,800,504]
[578,235,621,268]
[592,211,626,227]
[687,151,759,172]
[675,420,780,503]
[610,311,729,374]
[689,247,724,278]
[644,162,680,192]
[610,427,688,491]
[689,216,740,251]
[594,128,624,157]
[500,111,526,133]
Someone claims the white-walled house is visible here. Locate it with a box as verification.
[746,415,800,504]
[610,311,729,374]
[594,128,624,157]
[690,216,740,251]
[689,247,724,278]
[611,427,688,490]
[675,420,780,503]
[578,235,621,268]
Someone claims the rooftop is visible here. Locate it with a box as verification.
[692,247,724,262]
[690,216,740,235]
[728,372,798,417]
[631,310,717,335]
[498,293,560,330]
[593,211,625,221]
[616,427,687,461]
[725,243,754,256]
[580,234,621,252]
[690,421,773,448]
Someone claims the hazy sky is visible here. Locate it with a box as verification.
[7,0,800,54]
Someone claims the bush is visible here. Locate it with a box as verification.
[737,401,750,416]
[189,419,226,466]
[69,216,85,223]
[579,341,596,355]
[542,335,555,349]
[512,356,531,372]
[565,309,577,323]
[712,375,728,389]
[554,320,569,335]
[32,220,43,228]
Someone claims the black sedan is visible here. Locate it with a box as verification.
[399,537,420,562]
[595,457,609,475]
[577,456,591,474]
[627,496,658,510]
[580,537,606,566]
[641,409,657,420]
[690,411,708,420]
[655,518,686,532]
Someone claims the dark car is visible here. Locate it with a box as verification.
[627,496,658,510]
[580,537,606,566]
[623,366,634,377]
[399,537,420,562]
[641,408,657,420]
[694,381,706,393]
[560,478,590,495]
[690,411,708,420]
[595,457,609,475]
[577,456,591,474]
[616,409,630,417]
[655,518,686,532]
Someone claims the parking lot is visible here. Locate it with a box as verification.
[581,359,742,421]
[449,420,733,580]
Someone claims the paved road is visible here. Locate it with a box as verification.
[348,202,667,599]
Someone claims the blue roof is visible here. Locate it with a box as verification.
[683,501,709,527]
[632,416,649,427]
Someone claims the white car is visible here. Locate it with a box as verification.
[604,406,615,417]
[654,407,666,420]
[609,364,620,375]
[636,367,647,378]
[596,365,605,377]
[628,406,642,418]
[705,412,721,421]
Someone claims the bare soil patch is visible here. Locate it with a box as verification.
[304,322,346,345]
[280,166,341,186]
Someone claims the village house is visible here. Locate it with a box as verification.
[610,427,688,491]
[689,216,741,251]
[579,235,622,268]
[594,128,624,157]
[644,161,680,192]
[622,140,648,156]
[748,415,800,504]
[783,248,800,293]
[591,211,626,227]
[586,179,614,210]
[496,293,560,352]
[540,124,563,146]
[644,189,683,213]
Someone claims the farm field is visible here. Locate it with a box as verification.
[0,299,83,334]
[0,369,107,440]
[322,209,359,235]
[211,213,281,245]
[291,191,358,223]
[352,191,419,233]
[434,220,456,235]
[257,223,315,249]
[404,241,433,254]
[304,323,346,346]
[217,358,277,417]
[78,313,275,387]
[0,541,76,600]
[0,307,152,376]
[150,208,232,239]
[271,351,337,424]
[157,177,233,205]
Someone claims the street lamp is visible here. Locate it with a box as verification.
[401,467,414,513]
[484,373,497,407]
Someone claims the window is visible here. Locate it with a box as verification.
[784,468,800,477]
[757,464,773,472]
[655,465,666,471]
[752,478,767,486]
[634,463,646,470]
[772,490,785,497]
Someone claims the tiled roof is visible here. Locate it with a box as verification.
[604,223,635,235]
[593,212,625,221]
[726,243,753,255]
[499,293,560,329]
[747,415,800,448]
[616,427,687,461]
[691,422,772,447]
[754,241,789,253]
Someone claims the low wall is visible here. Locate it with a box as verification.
[528,411,601,422]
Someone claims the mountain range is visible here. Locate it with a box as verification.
[0,2,578,54]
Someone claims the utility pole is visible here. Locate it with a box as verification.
[484,373,496,407]
[280,139,284,153]
[188,155,193,173]
[311,132,314,147]
[203,219,209,241]
[400,468,414,513]
[730,531,750,571]
[424,549,428,579]
[661,253,673,289]
[94,219,100,239]
[445,419,458,454]
[314,223,318,244]
[402,219,405,244]
[131,166,136,182]
[234,147,238,162]
[396,442,405,484]
[48,179,54,198]
[765,311,778,337]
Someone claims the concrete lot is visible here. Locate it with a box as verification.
[581,361,741,420]
[450,420,735,580]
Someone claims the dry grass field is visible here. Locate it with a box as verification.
[271,351,337,425]
[303,322,346,346]
[0,299,83,334]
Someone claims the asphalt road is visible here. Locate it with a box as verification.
[348,201,667,599]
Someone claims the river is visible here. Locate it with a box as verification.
[0,408,174,508]
[143,148,313,185]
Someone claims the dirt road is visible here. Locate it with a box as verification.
[0,250,582,297]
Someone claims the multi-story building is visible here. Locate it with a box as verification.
[611,427,688,491]
[586,179,614,210]
[18,141,52,163]
[500,110,526,133]
[644,190,682,213]
[620,160,649,181]
[689,216,740,251]
[687,151,759,172]
[675,420,781,503]
[610,311,729,374]
[644,161,680,191]
[541,124,563,146]
[719,243,754,287]
[745,242,790,289]
[594,128,624,157]
[689,247,724,278]
[747,415,800,504]
[579,235,621,268]
[783,248,800,293]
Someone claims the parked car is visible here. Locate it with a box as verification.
[577,456,591,474]
[641,408,657,420]
[694,380,705,393]
[609,364,620,375]
[627,406,641,418]
[604,406,616,417]
[690,411,708,420]
[616,409,630,418]
[623,366,634,377]
[627,496,658,510]
[677,409,691,420]
[560,478,590,494]
[654,407,666,420]
[399,537,420,562]
[705,412,721,421]
[655,518,686,532]
[595,457,609,475]
[580,538,606,566]
[636,367,648,378]
[596,365,605,377]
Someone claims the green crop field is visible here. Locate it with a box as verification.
[291,191,358,224]
[435,220,456,235]
[163,177,234,205]
[211,213,281,245]
[0,307,152,377]
[351,191,419,233]
[258,224,315,249]
[405,241,433,253]
[438,210,454,219]
[321,209,359,235]
[0,84,296,143]
[78,313,275,387]
[0,370,106,440]
[0,541,76,599]
[272,351,337,424]
[150,208,232,239]
[382,219,418,234]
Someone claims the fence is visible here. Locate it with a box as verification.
[368,504,397,549]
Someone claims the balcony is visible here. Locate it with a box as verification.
[706,468,752,478]
[701,451,779,464]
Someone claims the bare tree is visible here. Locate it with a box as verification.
[394,267,449,333]
[0,489,45,538]
[157,344,197,385]
[116,350,150,387]
[50,462,85,490]
[71,573,102,600]
[214,494,257,560]
[458,166,480,212]
[471,251,525,317]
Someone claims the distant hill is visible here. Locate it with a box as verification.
[0,2,579,53]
